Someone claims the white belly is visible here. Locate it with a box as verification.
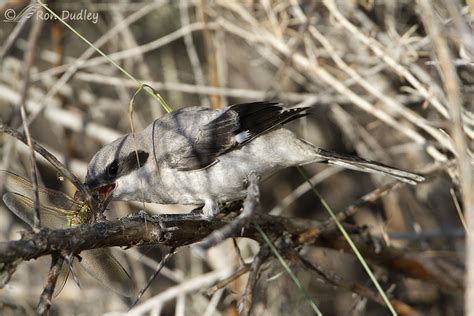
[154,129,315,205]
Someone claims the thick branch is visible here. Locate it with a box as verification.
[0,211,464,293]
[0,212,310,264]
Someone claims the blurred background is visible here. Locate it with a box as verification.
[0,0,472,315]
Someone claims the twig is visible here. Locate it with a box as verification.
[308,24,456,154]
[322,0,450,119]
[71,72,349,103]
[180,0,210,107]
[232,238,246,266]
[36,255,64,315]
[417,1,474,314]
[0,1,34,61]
[128,266,237,315]
[206,264,250,296]
[18,5,45,230]
[0,84,122,145]
[129,247,176,309]
[238,245,269,316]
[32,22,212,83]
[197,0,220,108]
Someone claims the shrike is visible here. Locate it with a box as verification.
[85,102,424,219]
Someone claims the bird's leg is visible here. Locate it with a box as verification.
[193,172,260,253]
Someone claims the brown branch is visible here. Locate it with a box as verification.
[0,212,310,264]
[0,211,463,293]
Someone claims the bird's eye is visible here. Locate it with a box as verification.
[107,160,119,177]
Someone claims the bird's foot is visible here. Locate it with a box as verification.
[201,200,220,221]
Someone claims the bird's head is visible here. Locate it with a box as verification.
[85,134,150,204]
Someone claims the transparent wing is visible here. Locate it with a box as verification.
[79,249,136,297]
[2,172,134,297]
[1,171,81,210]
[2,192,68,229]
[53,262,71,297]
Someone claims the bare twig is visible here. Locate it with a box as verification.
[36,256,64,315]
[18,6,45,230]
[128,266,237,315]
[206,264,250,295]
[417,1,474,314]
[197,0,220,108]
[180,0,210,107]
[322,0,450,119]
[239,245,270,316]
[129,247,176,309]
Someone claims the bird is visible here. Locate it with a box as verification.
[84,101,424,219]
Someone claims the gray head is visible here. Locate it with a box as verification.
[85,133,150,202]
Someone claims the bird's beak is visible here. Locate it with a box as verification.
[96,183,116,202]
[84,177,116,204]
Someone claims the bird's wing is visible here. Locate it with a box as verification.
[163,101,309,171]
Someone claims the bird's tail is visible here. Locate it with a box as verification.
[308,146,425,185]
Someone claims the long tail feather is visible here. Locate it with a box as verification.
[313,147,425,185]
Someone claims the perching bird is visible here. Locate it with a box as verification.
[85,101,424,219]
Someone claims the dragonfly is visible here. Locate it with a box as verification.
[1,171,136,297]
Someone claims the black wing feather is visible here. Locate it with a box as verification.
[230,102,309,144]
[173,101,309,171]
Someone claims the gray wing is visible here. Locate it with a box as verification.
[156,102,309,171]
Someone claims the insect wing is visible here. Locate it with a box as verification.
[79,249,136,297]
[2,171,82,211]
[2,192,68,229]
[53,262,71,297]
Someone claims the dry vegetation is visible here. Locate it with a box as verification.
[0,0,473,315]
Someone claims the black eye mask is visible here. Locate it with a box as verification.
[106,150,149,181]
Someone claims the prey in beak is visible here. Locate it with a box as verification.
[96,183,116,204]
[83,180,117,213]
